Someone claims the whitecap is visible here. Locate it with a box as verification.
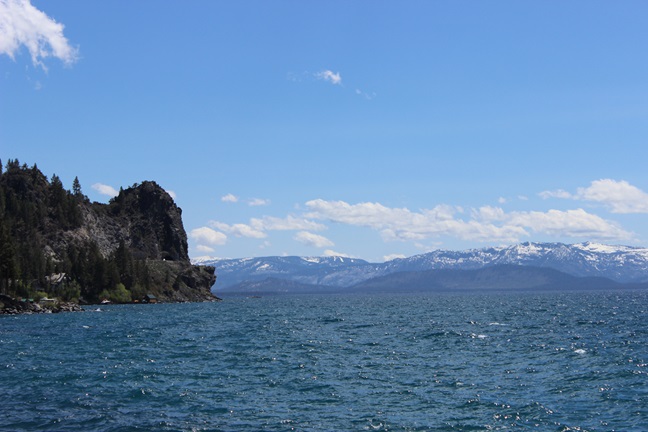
[574,348,586,354]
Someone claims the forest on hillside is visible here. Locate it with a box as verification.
[0,159,155,303]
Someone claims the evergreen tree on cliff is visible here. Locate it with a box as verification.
[0,160,216,306]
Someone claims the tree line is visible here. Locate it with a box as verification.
[0,159,151,303]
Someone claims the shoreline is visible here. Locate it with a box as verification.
[0,295,84,315]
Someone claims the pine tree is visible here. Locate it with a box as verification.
[0,223,18,295]
[72,176,82,197]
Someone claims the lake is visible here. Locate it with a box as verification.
[1,290,647,431]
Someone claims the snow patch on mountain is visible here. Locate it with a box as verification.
[195,242,648,291]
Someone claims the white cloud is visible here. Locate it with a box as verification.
[539,189,574,199]
[471,206,507,223]
[508,208,632,240]
[210,221,266,239]
[250,215,326,232]
[355,88,376,100]
[498,197,507,204]
[576,179,648,214]
[189,227,227,245]
[294,231,334,248]
[196,244,215,253]
[305,199,417,228]
[221,193,238,203]
[315,70,342,85]
[92,183,118,198]
[0,0,78,69]
[201,215,326,244]
[305,198,633,245]
[540,179,648,214]
[248,198,270,207]
[165,189,177,200]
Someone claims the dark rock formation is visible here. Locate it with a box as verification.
[108,181,189,261]
[0,160,217,305]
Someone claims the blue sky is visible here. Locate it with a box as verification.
[2,1,648,262]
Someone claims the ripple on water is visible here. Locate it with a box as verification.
[1,291,647,430]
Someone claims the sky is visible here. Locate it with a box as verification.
[2,1,648,263]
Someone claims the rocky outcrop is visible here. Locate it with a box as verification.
[80,181,218,302]
[0,161,217,304]
[58,181,189,262]
[145,260,217,302]
[107,181,189,261]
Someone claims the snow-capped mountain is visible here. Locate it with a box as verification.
[193,255,373,290]
[193,242,648,292]
[383,242,648,283]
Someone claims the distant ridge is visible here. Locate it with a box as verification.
[194,242,648,294]
[349,265,636,294]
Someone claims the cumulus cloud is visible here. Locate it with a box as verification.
[540,179,648,214]
[210,221,266,239]
[92,183,118,198]
[196,244,215,253]
[221,193,238,203]
[305,199,633,245]
[189,227,227,245]
[294,231,334,248]
[576,179,648,214]
[204,215,326,244]
[471,206,507,223]
[539,189,574,200]
[315,70,342,85]
[250,215,325,232]
[507,208,632,240]
[305,199,420,228]
[0,0,78,69]
[165,189,176,200]
[248,198,270,207]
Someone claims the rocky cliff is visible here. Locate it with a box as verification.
[0,160,217,304]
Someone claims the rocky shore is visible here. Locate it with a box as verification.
[0,295,84,315]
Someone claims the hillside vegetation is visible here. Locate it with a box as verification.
[0,159,216,304]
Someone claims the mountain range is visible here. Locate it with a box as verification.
[194,242,648,294]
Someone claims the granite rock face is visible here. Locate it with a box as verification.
[0,162,217,304]
[108,181,189,261]
[84,181,217,302]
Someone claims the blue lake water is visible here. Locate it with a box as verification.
[1,290,647,431]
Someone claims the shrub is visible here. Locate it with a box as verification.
[33,291,48,302]
[99,283,132,304]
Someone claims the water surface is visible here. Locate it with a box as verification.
[1,291,647,431]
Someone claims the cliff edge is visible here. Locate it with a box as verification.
[0,160,217,304]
